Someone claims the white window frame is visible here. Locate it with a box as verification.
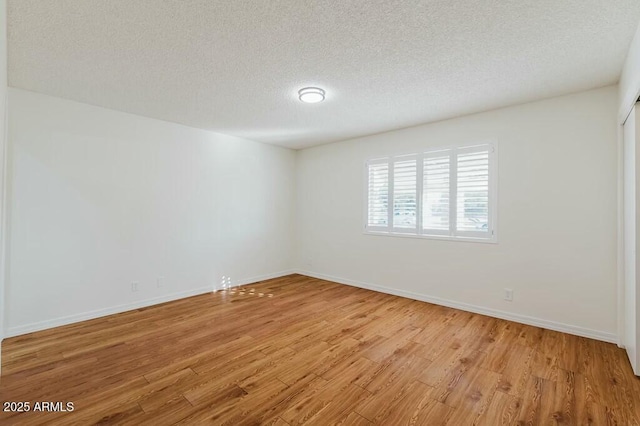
[364,142,498,244]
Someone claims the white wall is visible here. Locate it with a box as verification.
[6,88,295,336]
[620,22,640,122]
[296,86,619,341]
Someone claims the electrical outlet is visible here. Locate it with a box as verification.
[131,281,139,292]
[504,288,513,302]
[157,276,164,288]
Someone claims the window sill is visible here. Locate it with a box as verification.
[363,229,498,244]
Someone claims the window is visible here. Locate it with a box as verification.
[365,143,496,242]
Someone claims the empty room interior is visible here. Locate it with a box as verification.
[2,1,640,424]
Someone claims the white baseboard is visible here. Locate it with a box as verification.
[226,269,296,289]
[295,270,618,344]
[5,269,296,338]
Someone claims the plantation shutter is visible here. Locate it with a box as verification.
[365,143,495,241]
[455,145,491,237]
[392,157,417,231]
[422,152,451,234]
[367,160,390,230]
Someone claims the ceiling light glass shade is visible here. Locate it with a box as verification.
[298,87,325,103]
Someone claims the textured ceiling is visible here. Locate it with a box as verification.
[7,1,640,149]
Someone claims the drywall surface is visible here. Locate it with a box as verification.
[620,22,640,122]
[296,86,619,341]
[6,88,295,335]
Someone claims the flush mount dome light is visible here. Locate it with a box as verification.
[298,87,325,103]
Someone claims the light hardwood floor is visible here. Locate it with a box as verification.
[1,274,639,425]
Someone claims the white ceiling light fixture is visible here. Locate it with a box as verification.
[298,87,325,104]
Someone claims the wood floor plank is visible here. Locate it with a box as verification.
[353,356,427,423]
[414,398,453,426]
[434,365,501,424]
[372,380,435,426]
[234,373,320,424]
[1,274,639,425]
[493,343,534,396]
[474,390,521,426]
[303,384,370,425]
[330,411,372,426]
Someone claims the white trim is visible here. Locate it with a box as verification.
[617,121,626,348]
[295,270,618,344]
[5,270,295,337]
[213,269,296,291]
[363,229,497,244]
